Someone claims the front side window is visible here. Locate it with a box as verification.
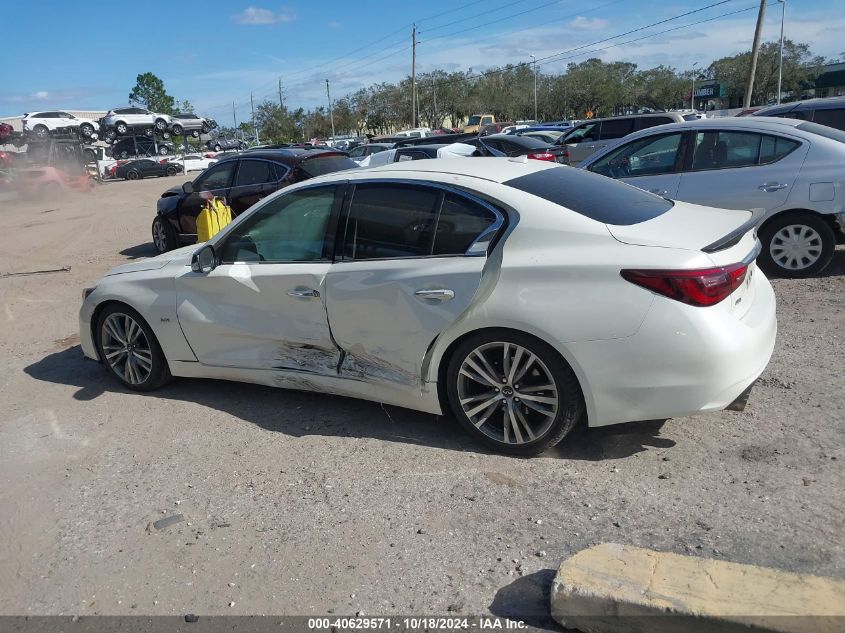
[349,146,366,157]
[194,161,235,191]
[690,131,797,171]
[234,159,274,187]
[219,186,336,263]
[590,132,683,178]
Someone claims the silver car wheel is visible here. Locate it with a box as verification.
[101,313,153,385]
[769,224,823,271]
[152,220,167,252]
[457,342,558,445]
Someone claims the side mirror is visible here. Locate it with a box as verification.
[191,245,217,273]
[182,181,194,194]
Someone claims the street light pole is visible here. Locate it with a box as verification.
[325,79,335,141]
[777,0,786,104]
[530,54,537,121]
[691,61,698,111]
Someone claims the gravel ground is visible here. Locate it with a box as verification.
[0,176,843,630]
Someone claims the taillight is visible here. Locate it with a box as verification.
[620,262,748,307]
[527,152,556,161]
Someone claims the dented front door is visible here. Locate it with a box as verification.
[176,263,339,372]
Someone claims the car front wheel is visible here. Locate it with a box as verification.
[151,216,178,253]
[126,170,140,180]
[758,213,835,278]
[80,123,94,138]
[445,330,584,455]
[95,304,171,391]
[116,122,128,135]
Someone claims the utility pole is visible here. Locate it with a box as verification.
[744,0,767,108]
[411,24,417,128]
[691,61,699,110]
[777,0,786,104]
[232,101,237,129]
[326,79,336,140]
[432,80,437,127]
[279,78,284,109]
[250,92,259,144]
[530,54,537,121]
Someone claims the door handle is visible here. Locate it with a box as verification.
[414,288,455,302]
[648,188,668,196]
[758,182,789,192]
[287,288,320,298]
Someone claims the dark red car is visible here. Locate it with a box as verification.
[152,148,358,252]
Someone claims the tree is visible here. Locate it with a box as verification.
[129,72,176,114]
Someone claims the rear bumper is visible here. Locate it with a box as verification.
[566,269,777,427]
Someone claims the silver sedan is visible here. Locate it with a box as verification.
[579,117,845,277]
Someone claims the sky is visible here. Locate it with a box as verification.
[1,0,841,122]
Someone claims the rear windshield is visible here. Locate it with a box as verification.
[796,121,845,143]
[503,166,673,225]
[300,154,359,177]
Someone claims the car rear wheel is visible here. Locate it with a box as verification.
[165,166,177,176]
[116,122,128,135]
[158,146,169,156]
[191,130,200,138]
[154,119,167,132]
[33,125,49,139]
[171,124,183,136]
[95,304,171,391]
[445,330,584,455]
[151,216,178,253]
[126,170,140,180]
[105,130,117,141]
[758,213,835,278]
[80,123,94,138]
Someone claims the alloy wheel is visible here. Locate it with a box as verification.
[101,313,153,385]
[152,220,168,252]
[769,224,823,271]
[456,342,558,445]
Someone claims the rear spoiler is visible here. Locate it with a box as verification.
[702,208,766,253]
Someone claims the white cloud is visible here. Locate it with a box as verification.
[32,91,50,100]
[569,16,609,31]
[232,6,294,25]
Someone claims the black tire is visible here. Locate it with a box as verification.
[158,146,169,156]
[152,216,179,253]
[105,130,116,141]
[445,329,584,456]
[143,127,154,138]
[191,130,200,138]
[94,303,171,391]
[171,124,183,136]
[161,131,171,140]
[757,212,835,278]
[33,125,49,139]
[126,170,140,180]
[213,144,222,152]
[80,123,94,138]
[201,123,210,134]
[154,119,167,132]
[116,122,128,135]
[165,166,177,176]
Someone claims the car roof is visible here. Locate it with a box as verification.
[213,148,346,164]
[756,96,845,115]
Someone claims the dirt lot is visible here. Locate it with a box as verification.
[0,176,843,628]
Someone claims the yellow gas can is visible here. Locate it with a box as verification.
[196,197,232,242]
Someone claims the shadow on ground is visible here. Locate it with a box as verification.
[25,346,675,459]
[119,242,158,260]
[489,569,566,631]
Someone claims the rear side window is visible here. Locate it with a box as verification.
[300,154,358,177]
[599,118,635,140]
[638,116,675,130]
[234,159,273,186]
[432,194,497,256]
[503,167,673,225]
[690,131,798,170]
[812,108,845,131]
[759,135,800,164]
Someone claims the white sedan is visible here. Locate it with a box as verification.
[79,159,776,455]
[175,154,217,172]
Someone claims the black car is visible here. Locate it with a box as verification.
[111,136,174,159]
[753,96,845,132]
[471,134,569,163]
[152,149,358,253]
[116,159,183,181]
[207,138,246,152]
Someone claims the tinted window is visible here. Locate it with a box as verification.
[234,159,273,186]
[690,131,787,170]
[503,167,673,225]
[759,135,800,164]
[194,161,235,191]
[432,194,497,256]
[590,132,683,178]
[342,184,439,259]
[781,110,809,120]
[219,186,336,263]
[638,116,675,130]
[599,118,635,140]
[349,146,366,157]
[812,108,845,130]
[796,121,845,143]
[299,154,357,177]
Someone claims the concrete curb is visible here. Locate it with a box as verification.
[550,543,845,633]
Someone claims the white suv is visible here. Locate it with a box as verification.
[100,107,171,138]
[22,111,99,140]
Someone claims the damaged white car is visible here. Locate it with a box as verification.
[80,158,777,455]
